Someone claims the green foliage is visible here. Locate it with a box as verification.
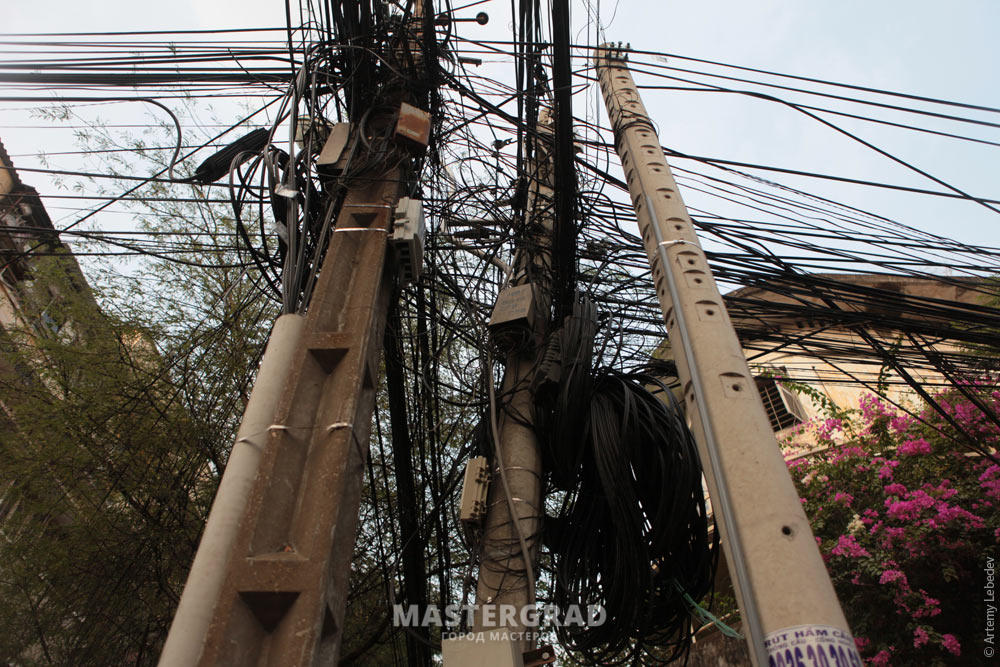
[0,265,209,663]
[0,109,275,664]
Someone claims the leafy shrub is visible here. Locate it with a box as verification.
[785,383,1000,665]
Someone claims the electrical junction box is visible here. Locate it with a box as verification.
[395,102,431,153]
[294,117,331,153]
[442,634,523,667]
[459,456,490,525]
[489,283,540,333]
[317,122,354,170]
[390,197,425,284]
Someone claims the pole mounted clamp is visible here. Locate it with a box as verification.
[598,41,630,63]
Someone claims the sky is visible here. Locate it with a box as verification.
[603,1,1000,248]
[1,0,999,261]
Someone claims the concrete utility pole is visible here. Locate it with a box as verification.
[161,172,403,667]
[594,45,861,667]
[159,313,303,665]
[161,10,431,667]
[473,111,556,649]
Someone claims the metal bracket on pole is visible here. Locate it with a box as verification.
[594,44,860,666]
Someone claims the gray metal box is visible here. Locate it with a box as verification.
[459,456,490,525]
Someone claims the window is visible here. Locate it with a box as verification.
[755,372,808,432]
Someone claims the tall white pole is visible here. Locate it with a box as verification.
[595,44,860,667]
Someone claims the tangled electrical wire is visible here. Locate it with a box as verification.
[531,295,717,664]
[4,1,1000,664]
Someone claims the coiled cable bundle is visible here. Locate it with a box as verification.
[536,295,719,664]
[533,295,597,489]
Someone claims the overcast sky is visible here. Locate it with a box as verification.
[2,0,998,254]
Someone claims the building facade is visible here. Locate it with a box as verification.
[726,273,992,441]
[0,138,99,525]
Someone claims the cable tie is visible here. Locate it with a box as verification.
[235,436,266,450]
[657,239,694,249]
[334,227,389,233]
[266,424,289,432]
[342,203,393,209]
[326,422,353,432]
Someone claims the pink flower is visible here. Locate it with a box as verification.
[912,627,928,648]
[889,414,913,432]
[885,490,936,521]
[817,417,843,440]
[981,465,1000,499]
[876,459,899,481]
[879,569,906,585]
[941,633,961,656]
[870,649,891,666]
[830,534,870,558]
[830,446,865,463]
[884,483,906,496]
[953,401,981,425]
[860,394,890,420]
[881,526,905,544]
[854,636,870,651]
[914,593,941,619]
[834,491,854,506]
[897,437,932,456]
[934,502,985,528]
